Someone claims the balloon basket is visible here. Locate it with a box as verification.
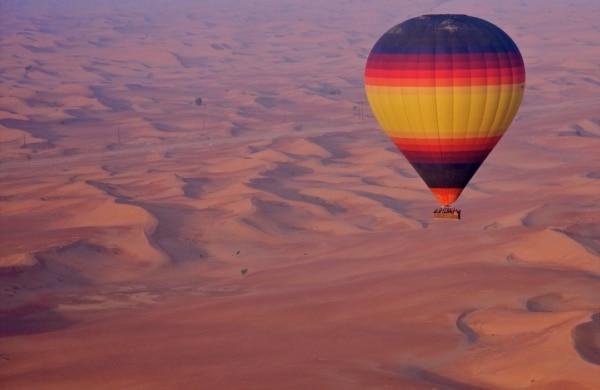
[433,207,461,220]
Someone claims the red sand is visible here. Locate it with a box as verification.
[1,0,599,388]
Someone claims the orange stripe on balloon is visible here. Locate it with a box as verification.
[430,188,463,206]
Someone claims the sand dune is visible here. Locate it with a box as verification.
[507,229,600,274]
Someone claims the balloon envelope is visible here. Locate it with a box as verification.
[364,14,525,206]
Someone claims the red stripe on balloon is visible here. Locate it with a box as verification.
[392,136,501,151]
[366,52,524,70]
[365,75,523,86]
[365,67,524,80]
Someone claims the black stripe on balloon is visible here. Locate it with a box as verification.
[409,162,483,189]
[371,14,520,54]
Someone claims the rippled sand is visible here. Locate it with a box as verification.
[1,0,599,388]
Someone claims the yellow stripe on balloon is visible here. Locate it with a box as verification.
[365,84,524,139]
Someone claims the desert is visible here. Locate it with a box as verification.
[1,0,599,389]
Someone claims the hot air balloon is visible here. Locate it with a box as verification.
[364,15,525,219]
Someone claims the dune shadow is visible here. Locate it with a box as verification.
[0,253,89,294]
[352,191,426,227]
[170,52,209,68]
[22,141,55,152]
[586,171,600,179]
[557,224,600,256]
[0,118,61,143]
[456,309,479,344]
[0,304,74,338]
[179,177,210,199]
[308,133,352,164]
[401,365,487,390]
[230,122,252,137]
[558,124,599,138]
[243,197,308,232]
[248,177,344,215]
[353,191,404,214]
[388,164,418,179]
[303,82,342,97]
[86,180,208,263]
[21,44,55,54]
[581,77,600,86]
[572,313,600,365]
[255,96,292,109]
[134,202,210,263]
[248,162,344,215]
[526,293,564,312]
[151,122,179,132]
[90,85,131,112]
